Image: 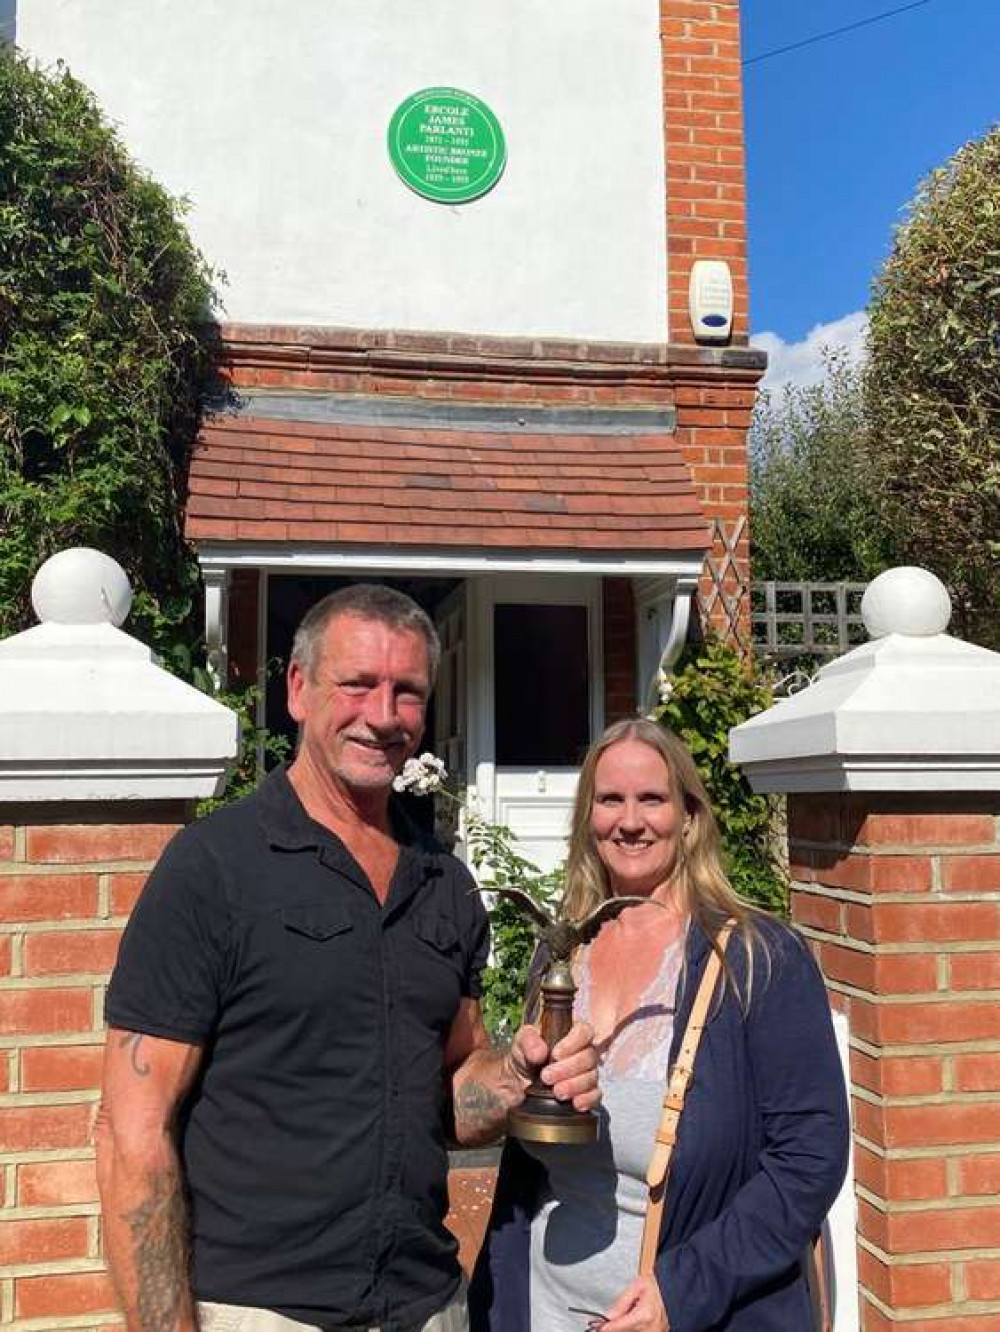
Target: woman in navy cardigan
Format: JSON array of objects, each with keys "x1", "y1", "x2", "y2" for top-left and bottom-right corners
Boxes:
[{"x1": 471, "y1": 719, "x2": 849, "y2": 1332}]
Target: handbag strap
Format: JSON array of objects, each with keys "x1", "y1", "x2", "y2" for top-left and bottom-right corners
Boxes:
[{"x1": 638, "y1": 922, "x2": 734, "y2": 1278}]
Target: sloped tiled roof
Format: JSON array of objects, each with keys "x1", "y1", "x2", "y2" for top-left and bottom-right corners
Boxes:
[{"x1": 185, "y1": 414, "x2": 710, "y2": 553}]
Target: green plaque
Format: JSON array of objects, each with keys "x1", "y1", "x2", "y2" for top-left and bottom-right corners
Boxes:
[{"x1": 388, "y1": 87, "x2": 506, "y2": 204}]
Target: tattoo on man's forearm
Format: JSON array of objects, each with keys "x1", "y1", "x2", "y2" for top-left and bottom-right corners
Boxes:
[
  {"x1": 453, "y1": 1079, "x2": 505, "y2": 1135},
  {"x1": 123, "y1": 1169, "x2": 189, "y2": 1331},
  {"x1": 119, "y1": 1031, "x2": 150, "y2": 1077}
]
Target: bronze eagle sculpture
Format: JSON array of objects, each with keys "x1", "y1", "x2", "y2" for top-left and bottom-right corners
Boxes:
[{"x1": 488, "y1": 887, "x2": 655, "y2": 962}]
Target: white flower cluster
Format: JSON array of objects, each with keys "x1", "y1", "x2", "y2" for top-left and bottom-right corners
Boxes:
[
  {"x1": 392, "y1": 752, "x2": 448, "y2": 796},
  {"x1": 656, "y1": 669, "x2": 675, "y2": 704}
]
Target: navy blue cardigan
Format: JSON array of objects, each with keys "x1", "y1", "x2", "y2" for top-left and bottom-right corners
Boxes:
[{"x1": 470, "y1": 917, "x2": 849, "y2": 1332}]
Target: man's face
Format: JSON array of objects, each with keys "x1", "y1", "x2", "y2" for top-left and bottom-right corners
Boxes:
[{"x1": 287, "y1": 613, "x2": 431, "y2": 795}]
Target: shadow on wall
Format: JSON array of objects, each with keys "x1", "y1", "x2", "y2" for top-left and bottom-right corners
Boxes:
[{"x1": 0, "y1": 0, "x2": 15, "y2": 46}]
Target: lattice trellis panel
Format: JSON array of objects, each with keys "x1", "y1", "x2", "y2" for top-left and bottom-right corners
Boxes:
[{"x1": 697, "y1": 516, "x2": 750, "y2": 653}]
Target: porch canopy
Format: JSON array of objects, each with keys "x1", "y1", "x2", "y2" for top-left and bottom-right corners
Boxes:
[
  {"x1": 188, "y1": 394, "x2": 708, "y2": 555},
  {"x1": 184, "y1": 395, "x2": 712, "y2": 700}
]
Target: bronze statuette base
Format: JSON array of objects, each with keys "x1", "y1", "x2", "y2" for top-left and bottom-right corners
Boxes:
[{"x1": 509, "y1": 1097, "x2": 598, "y2": 1145}]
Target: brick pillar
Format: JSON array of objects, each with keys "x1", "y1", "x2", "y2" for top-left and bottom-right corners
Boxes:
[
  {"x1": 731, "y1": 567, "x2": 1000, "y2": 1329},
  {"x1": 659, "y1": 0, "x2": 763, "y2": 651},
  {"x1": 0, "y1": 807, "x2": 185, "y2": 1324},
  {"x1": 789, "y1": 793, "x2": 1000, "y2": 1327},
  {"x1": 671, "y1": 360, "x2": 761, "y2": 647},
  {"x1": 0, "y1": 548, "x2": 236, "y2": 1328}
]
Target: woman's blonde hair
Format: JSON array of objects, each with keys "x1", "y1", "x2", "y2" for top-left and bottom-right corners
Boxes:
[{"x1": 562, "y1": 718, "x2": 762, "y2": 998}]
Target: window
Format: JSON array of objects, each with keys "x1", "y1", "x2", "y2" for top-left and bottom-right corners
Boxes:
[{"x1": 493, "y1": 604, "x2": 590, "y2": 766}]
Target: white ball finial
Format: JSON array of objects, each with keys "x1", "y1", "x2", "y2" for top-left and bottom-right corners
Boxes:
[
  {"x1": 31, "y1": 548, "x2": 133, "y2": 627},
  {"x1": 861, "y1": 566, "x2": 952, "y2": 640}
]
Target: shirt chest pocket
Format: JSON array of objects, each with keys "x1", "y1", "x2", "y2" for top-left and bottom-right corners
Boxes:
[
  {"x1": 233, "y1": 904, "x2": 359, "y2": 1024},
  {"x1": 281, "y1": 903, "x2": 354, "y2": 944},
  {"x1": 406, "y1": 911, "x2": 465, "y2": 1030}
]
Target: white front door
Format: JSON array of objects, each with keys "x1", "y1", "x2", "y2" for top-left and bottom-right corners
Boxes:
[{"x1": 468, "y1": 576, "x2": 603, "y2": 874}]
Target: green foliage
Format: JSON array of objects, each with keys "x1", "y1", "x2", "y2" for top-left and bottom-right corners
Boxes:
[
  {"x1": 0, "y1": 50, "x2": 218, "y2": 655},
  {"x1": 750, "y1": 351, "x2": 895, "y2": 582},
  {"x1": 866, "y1": 127, "x2": 1000, "y2": 648},
  {"x1": 197, "y1": 678, "x2": 292, "y2": 819},
  {"x1": 652, "y1": 636, "x2": 787, "y2": 914},
  {"x1": 464, "y1": 813, "x2": 561, "y2": 1043}
]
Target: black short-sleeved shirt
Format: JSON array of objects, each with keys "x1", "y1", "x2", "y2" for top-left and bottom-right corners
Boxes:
[{"x1": 106, "y1": 765, "x2": 490, "y2": 1329}]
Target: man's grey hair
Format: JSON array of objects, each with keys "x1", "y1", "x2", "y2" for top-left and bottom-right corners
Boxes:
[{"x1": 290, "y1": 584, "x2": 441, "y2": 682}]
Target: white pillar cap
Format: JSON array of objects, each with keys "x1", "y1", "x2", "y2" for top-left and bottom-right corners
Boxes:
[
  {"x1": 730, "y1": 568, "x2": 1000, "y2": 792},
  {"x1": 0, "y1": 549, "x2": 239, "y2": 801}
]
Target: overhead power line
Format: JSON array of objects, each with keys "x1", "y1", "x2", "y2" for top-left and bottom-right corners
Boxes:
[{"x1": 743, "y1": 0, "x2": 933, "y2": 67}]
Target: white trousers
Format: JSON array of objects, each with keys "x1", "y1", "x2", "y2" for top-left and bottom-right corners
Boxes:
[{"x1": 198, "y1": 1281, "x2": 469, "y2": 1332}]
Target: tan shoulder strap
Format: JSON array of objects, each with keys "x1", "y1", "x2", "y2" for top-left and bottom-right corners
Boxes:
[{"x1": 638, "y1": 922, "x2": 734, "y2": 1277}]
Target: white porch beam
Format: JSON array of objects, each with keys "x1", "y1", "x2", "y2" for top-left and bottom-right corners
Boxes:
[
  {"x1": 203, "y1": 565, "x2": 229, "y2": 687},
  {"x1": 195, "y1": 542, "x2": 707, "y2": 581},
  {"x1": 634, "y1": 573, "x2": 700, "y2": 712}
]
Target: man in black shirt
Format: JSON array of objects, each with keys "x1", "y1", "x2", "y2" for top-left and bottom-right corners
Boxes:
[{"x1": 96, "y1": 585, "x2": 597, "y2": 1332}]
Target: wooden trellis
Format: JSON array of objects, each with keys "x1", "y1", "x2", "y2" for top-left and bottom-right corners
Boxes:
[
  {"x1": 698, "y1": 517, "x2": 750, "y2": 653},
  {"x1": 751, "y1": 580, "x2": 867, "y2": 660}
]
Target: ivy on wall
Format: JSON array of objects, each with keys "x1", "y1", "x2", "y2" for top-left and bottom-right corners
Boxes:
[{"x1": 0, "y1": 51, "x2": 218, "y2": 658}]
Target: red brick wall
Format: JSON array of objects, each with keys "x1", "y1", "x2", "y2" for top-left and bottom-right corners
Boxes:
[
  {"x1": 216, "y1": 326, "x2": 674, "y2": 403},
  {"x1": 671, "y1": 359, "x2": 756, "y2": 641},
  {"x1": 789, "y1": 792, "x2": 1000, "y2": 1328},
  {"x1": 661, "y1": 0, "x2": 750, "y2": 345},
  {"x1": 0, "y1": 806, "x2": 186, "y2": 1328}
]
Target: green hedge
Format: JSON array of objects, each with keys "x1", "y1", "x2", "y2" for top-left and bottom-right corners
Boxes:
[{"x1": 0, "y1": 51, "x2": 217, "y2": 659}]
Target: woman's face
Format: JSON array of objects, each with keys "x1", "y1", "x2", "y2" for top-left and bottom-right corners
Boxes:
[{"x1": 590, "y1": 738, "x2": 686, "y2": 899}]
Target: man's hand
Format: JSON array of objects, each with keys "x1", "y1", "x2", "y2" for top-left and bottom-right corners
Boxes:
[
  {"x1": 602, "y1": 1275, "x2": 669, "y2": 1331},
  {"x1": 508, "y1": 1020, "x2": 600, "y2": 1112},
  {"x1": 446, "y1": 1001, "x2": 600, "y2": 1145}
]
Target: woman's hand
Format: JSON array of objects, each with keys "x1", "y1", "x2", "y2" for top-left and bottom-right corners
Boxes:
[{"x1": 601, "y1": 1275, "x2": 669, "y2": 1331}]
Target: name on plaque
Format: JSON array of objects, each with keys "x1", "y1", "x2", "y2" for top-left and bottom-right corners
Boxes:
[{"x1": 388, "y1": 87, "x2": 506, "y2": 204}]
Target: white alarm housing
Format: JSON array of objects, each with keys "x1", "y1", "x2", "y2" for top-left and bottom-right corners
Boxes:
[{"x1": 688, "y1": 260, "x2": 734, "y2": 344}]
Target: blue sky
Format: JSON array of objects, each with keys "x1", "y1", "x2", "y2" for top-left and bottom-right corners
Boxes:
[{"x1": 741, "y1": 0, "x2": 1000, "y2": 387}]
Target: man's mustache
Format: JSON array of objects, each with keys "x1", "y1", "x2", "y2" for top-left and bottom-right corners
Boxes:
[{"x1": 343, "y1": 731, "x2": 407, "y2": 747}]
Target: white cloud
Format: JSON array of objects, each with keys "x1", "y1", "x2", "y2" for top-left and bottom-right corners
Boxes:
[{"x1": 751, "y1": 310, "x2": 868, "y2": 394}]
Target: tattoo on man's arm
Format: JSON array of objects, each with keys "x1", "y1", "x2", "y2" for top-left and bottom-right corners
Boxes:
[
  {"x1": 119, "y1": 1032, "x2": 150, "y2": 1077},
  {"x1": 124, "y1": 1169, "x2": 189, "y2": 1332},
  {"x1": 453, "y1": 1079, "x2": 506, "y2": 1136}
]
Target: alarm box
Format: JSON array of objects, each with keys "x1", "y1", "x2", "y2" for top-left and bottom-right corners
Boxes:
[{"x1": 688, "y1": 260, "x2": 734, "y2": 344}]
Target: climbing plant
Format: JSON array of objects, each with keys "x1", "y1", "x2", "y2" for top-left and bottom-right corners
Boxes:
[{"x1": 0, "y1": 50, "x2": 218, "y2": 660}]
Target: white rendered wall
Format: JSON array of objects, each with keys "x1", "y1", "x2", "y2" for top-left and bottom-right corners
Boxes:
[{"x1": 15, "y1": 0, "x2": 669, "y2": 343}]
